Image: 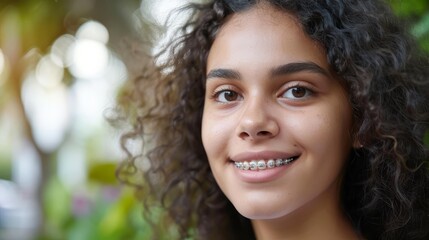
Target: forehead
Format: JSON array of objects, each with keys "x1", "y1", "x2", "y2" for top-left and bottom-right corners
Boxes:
[
  {"x1": 207, "y1": 4, "x2": 329, "y2": 72},
  {"x1": 219, "y1": 4, "x2": 301, "y2": 37}
]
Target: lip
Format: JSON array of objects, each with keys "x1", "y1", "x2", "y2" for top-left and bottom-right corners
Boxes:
[{"x1": 230, "y1": 151, "x2": 300, "y2": 183}]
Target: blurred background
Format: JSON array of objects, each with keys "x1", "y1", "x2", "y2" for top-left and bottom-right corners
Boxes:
[{"x1": 0, "y1": 0, "x2": 427, "y2": 239}]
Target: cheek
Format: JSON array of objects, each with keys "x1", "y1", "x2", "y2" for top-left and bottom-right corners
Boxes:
[
  {"x1": 201, "y1": 111, "x2": 234, "y2": 159},
  {"x1": 288, "y1": 105, "x2": 352, "y2": 157}
]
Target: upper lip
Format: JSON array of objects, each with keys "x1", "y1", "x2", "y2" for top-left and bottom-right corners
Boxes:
[{"x1": 230, "y1": 151, "x2": 300, "y2": 162}]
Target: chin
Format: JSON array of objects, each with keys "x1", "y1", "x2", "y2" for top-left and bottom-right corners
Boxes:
[{"x1": 232, "y1": 200, "x2": 291, "y2": 220}]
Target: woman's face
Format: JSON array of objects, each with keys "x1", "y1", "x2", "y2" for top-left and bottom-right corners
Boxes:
[{"x1": 201, "y1": 5, "x2": 353, "y2": 220}]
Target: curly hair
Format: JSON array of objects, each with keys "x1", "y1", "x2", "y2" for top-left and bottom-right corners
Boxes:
[{"x1": 115, "y1": 0, "x2": 429, "y2": 239}]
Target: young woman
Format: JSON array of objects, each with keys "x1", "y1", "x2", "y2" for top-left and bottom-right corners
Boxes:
[{"x1": 116, "y1": 0, "x2": 429, "y2": 239}]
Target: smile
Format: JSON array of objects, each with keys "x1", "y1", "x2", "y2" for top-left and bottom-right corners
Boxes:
[{"x1": 234, "y1": 157, "x2": 297, "y2": 171}]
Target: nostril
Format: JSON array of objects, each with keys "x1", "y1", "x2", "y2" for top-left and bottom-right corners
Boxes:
[
  {"x1": 239, "y1": 132, "x2": 250, "y2": 139},
  {"x1": 238, "y1": 128, "x2": 277, "y2": 140},
  {"x1": 257, "y1": 131, "x2": 271, "y2": 136}
]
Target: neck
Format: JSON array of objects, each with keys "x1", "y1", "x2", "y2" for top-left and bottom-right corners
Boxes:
[{"x1": 251, "y1": 183, "x2": 359, "y2": 240}]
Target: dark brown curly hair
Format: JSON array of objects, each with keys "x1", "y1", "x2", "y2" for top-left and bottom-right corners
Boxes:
[{"x1": 115, "y1": 0, "x2": 429, "y2": 239}]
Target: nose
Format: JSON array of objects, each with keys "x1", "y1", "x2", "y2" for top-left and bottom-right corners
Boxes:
[{"x1": 236, "y1": 98, "x2": 280, "y2": 141}]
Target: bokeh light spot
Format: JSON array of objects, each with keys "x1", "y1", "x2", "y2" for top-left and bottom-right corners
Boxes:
[
  {"x1": 67, "y1": 39, "x2": 109, "y2": 79},
  {"x1": 50, "y1": 34, "x2": 76, "y2": 68},
  {"x1": 21, "y1": 75, "x2": 70, "y2": 153},
  {"x1": 0, "y1": 49, "x2": 7, "y2": 86},
  {"x1": 76, "y1": 20, "x2": 109, "y2": 44},
  {"x1": 35, "y1": 55, "x2": 64, "y2": 89}
]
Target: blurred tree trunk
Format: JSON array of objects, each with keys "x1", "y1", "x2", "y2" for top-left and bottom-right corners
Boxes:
[
  {"x1": 0, "y1": 3, "x2": 65, "y2": 236},
  {"x1": 9, "y1": 56, "x2": 52, "y2": 236}
]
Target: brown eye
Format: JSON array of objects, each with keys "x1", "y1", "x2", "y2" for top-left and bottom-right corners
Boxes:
[
  {"x1": 216, "y1": 90, "x2": 242, "y2": 103},
  {"x1": 291, "y1": 87, "x2": 307, "y2": 98},
  {"x1": 281, "y1": 86, "x2": 312, "y2": 100}
]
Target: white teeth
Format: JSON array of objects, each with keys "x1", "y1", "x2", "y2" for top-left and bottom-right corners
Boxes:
[
  {"x1": 257, "y1": 160, "x2": 266, "y2": 170},
  {"x1": 243, "y1": 161, "x2": 250, "y2": 170},
  {"x1": 234, "y1": 158, "x2": 295, "y2": 171},
  {"x1": 267, "y1": 159, "x2": 275, "y2": 168},
  {"x1": 249, "y1": 161, "x2": 258, "y2": 170}
]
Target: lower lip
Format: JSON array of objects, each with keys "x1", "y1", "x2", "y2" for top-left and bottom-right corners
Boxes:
[{"x1": 232, "y1": 160, "x2": 296, "y2": 183}]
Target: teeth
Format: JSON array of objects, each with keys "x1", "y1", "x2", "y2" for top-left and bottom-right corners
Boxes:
[
  {"x1": 234, "y1": 158, "x2": 295, "y2": 171},
  {"x1": 267, "y1": 159, "x2": 275, "y2": 168},
  {"x1": 249, "y1": 161, "x2": 258, "y2": 170},
  {"x1": 242, "y1": 161, "x2": 250, "y2": 170},
  {"x1": 257, "y1": 160, "x2": 266, "y2": 170}
]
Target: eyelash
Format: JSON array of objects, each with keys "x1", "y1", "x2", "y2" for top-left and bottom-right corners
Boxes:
[
  {"x1": 211, "y1": 86, "x2": 242, "y2": 103},
  {"x1": 210, "y1": 83, "x2": 315, "y2": 103},
  {"x1": 279, "y1": 83, "x2": 314, "y2": 100}
]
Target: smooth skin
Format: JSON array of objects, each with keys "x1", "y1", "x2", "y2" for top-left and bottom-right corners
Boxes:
[{"x1": 202, "y1": 3, "x2": 359, "y2": 240}]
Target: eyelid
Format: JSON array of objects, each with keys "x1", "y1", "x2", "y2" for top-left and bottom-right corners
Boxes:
[
  {"x1": 210, "y1": 85, "x2": 237, "y2": 98},
  {"x1": 209, "y1": 85, "x2": 243, "y2": 103},
  {"x1": 278, "y1": 82, "x2": 315, "y2": 100}
]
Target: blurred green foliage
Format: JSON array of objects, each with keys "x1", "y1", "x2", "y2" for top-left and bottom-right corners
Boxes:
[
  {"x1": 40, "y1": 174, "x2": 150, "y2": 240},
  {"x1": 0, "y1": 157, "x2": 11, "y2": 179},
  {"x1": 0, "y1": 0, "x2": 67, "y2": 53},
  {"x1": 88, "y1": 162, "x2": 118, "y2": 185},
  {"x1": 390, "y1": 0, "x2": 428, "y2": 16},
  {"x1": 389, "y1": 0, "x2": 429, "y2": 52}
]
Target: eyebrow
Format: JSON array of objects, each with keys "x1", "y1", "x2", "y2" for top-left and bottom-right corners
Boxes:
[
  {"x1": 206, "y1": 61, "x2": 330, "y2": 80},
  {"x1": 271, "y1": 62, "x2": 330, "y2": 77},
  {"x1": 206, "y1": 68, "x2": 241, "y2": 80}
]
